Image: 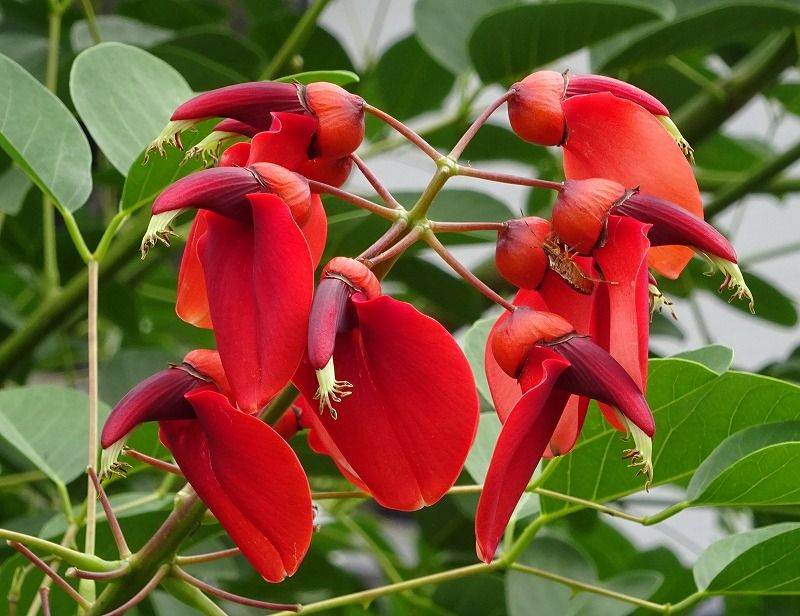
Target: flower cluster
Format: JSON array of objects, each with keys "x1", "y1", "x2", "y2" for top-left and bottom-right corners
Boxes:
[{"x1": 102, "y1": 70, "x2": 752, "y2": 580}]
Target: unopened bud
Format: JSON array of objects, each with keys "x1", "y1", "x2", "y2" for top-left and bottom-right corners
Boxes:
[
  {"x1": 508, "y1": 71, "x2": 567, "y2": 146},
  {"x1": 491, "y1": 307, "x2": 574, "y2": 378},
  {"x1": 304, "y1": 83, "x2": 365, "y2": 159},
  {"x1": 495, "y1": 217, "x2": 551, "y2": 290},
  {"x1": 552, "y1": 178, "x2": 628, "y2": 254}
]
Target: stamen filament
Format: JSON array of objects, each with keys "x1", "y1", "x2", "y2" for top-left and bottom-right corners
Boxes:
[
  {"x1": 313, "y1": 357, "x2": 353, "y2": 419},
  {"x1": 699, "y1": 252, "x2": 755, "y2": 313},
  {"x1": 140, "y1": 209, "x2": 187, "y2": 258}
]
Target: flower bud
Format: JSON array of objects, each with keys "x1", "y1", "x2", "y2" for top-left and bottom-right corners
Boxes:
[
  {"x1": 507, "y1": 71, "x2": 566, "y2": 146},
  {"x1": 491, "y1": 307, "x2": 574, "y2": 378},
  {"x1": 250, "y1": 162, "x2": 311, "y2": 224},
  {"x1": 495, "y1": 217, "x2": 551, "y2": 289},
  {"x1": 299, "y1": 155, "x2": 354, "y2": 188},
  {"x1": 304, "y1": 83, "x2": 365, "y2": 159},
  {"x1": 322, "y1": 257, "x2": 381, "y2": 299},
  {"x1": 551, "y1": 178, "x2": 627, "y2": 254}
]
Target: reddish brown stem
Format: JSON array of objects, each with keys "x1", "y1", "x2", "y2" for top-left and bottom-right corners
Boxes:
[
  {"x1": 424, "y1": 232, "x2": 516, "y2": 312},
  {"x1": 307, "y1": 180, "x2": 401, "y2": 221},
  {"x1": 449, "y1": 91, "x2": 513, "y2": 160},
  {"x1": 363, "y1": 226, "x2": 423, "y2": 267},
  {"x1": 175, "y1": 547, "x2": 241, "y2": 566},
  {"x1": 358, "y1": 220, "x2": 408, "y2": 260},
  {"x1": 351, "y1": 153, "x2": 402, "y2": 209},
  {"x1": 124, "y1": 449, "x2": 184, "y2": 477},
  {"x1": 173, "y1": 567, "x2": 299, "y2": 611},
  {"x1": 456, "y1": 166, "x2": 563, "y2": 191},
  {"x1": 363, "y1": 103, "x2": 441, "y2": 161},
  {"x1": 87, "y1": 467, "x2": 131, "y2": 558},
  {"x1": 8, "y1": 542, "x2": 90, "y2": 609},
  {"x1": 67, "y1": 564, "x2": 130, "y2": 581},
  {"x1": 431, "y1": 221, "x2": 505, "y2": 233},
  {"x1": 39, "y1": 588, "x2": 51, "y2": 616},
  {"x1": 102, "y1": 565, "x2": 168, "y2": 616}
]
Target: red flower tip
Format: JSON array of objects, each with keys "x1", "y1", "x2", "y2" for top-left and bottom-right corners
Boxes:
[
  {"x1": 183, "y1": 349, "x2": 231, "y2": 399},
  {"x1": 214, "y1": 118, "x2": 261, "y2": 137},
  {"x1": 171, "y1": 81, "x2": 305, "y2": 126},
  {"x1": 565, "y1": 74, "x2": 669, "y2": 116},
  {"x1": 303, "y1": 83, "x2": 365, "y2": 159},
  {"x1": 249, "y1": 162, "x2": 311, "y2": 224},
  {"x1": 299, "y1": 155, "x2": 354, "y2": 187},
  {"x1": 100, "y1": 364, "x2": 206, "y2": 448},
  {"x1": 491, "y1": 307, "x2": 574, "y2": 378},
  {"x1": 151, "y1": 167, "x2": 268, "y2": 223},
  {"x1": 219, "y1": 141, "x2": 251, "y2": 167},
  {"x1": 508, "y1": 70, "x2": 566, "y2": 146},
  {"x1": 495, "y1": 217, "x2": 551, "y2": 289},
  {"x1": 322, "y1": 257, "x2": 381, "y2": 299},
  {"x1": 552, "y1": 178, "x2": 628, "y2": 254},
  {"x1": 613, "y1": 191, "x2": 737, "y2": 263}
]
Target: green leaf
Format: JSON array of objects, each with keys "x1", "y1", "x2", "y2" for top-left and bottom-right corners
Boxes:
[
  {"x1": 118, "y1": 120, "x2": 209, "y2": 213},
  {"x1": 0, "y1": 385, "x2": 110, "y2": 484},
  {"x1": 594, "y1": 2, "x2": 800, "y2": 71},
  {"x1": 0, "y1": 53, "x2": 92, "y2": 212},
  {"x1": 277, "y1": 69, "x2": 360, "y2": 86},
  {"x1": 0, "y1": 164, "x2": 32, "y2": 215},
  {"x1": 687, "y1": 421, "x2": 800, "y2": 505},
  {"x1": 469, "y1": 1, "x2": 665, "y2": 84},
  {"x1": 571, "y1": 571, "x2": 662, "y2": 616},
  {"x1": 99, "y1": 348, "x2": 176, "y2": 405},
  {"x1": 462, "y1": 316, "x2": 496, "y2": 405},
  {"x1": 376, "y1": 35, "x2": 455, "y2": 120},
  {"x1": 0, "y1": 33, "x2": 48, "y2": 82},
  {"x1": 672, "y1": 344, "x2": 733, "y2": 374},
  {"x1": 70, "y1": 42, "x2": 193, "y2": 176},
  {"x1": 70, "y1": 15, "x2": 173, "y2": 53},
  {"x1": 695, "y1": 523, "x2": 800, "y2": 593},
  {"x1": 414, "y1": 0, "x2": 518, "y2": 74},
  {"x1": 540, "y1": 359, "x2": 800, "y2": 514}
]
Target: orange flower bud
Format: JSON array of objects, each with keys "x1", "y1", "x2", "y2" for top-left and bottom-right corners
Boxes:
[
  {"x1": 491, "y1": 307, "x2": 574, "y2": 378},
  {"x1": 305, "y1": 83, "x2": 365, "y2": 159},
  {"x1": 507, "y1": 71, "x2": 566, "y2": 146},
  {"x1": 299, "y1": 155, "x2": 354, "y2": 188},
  {"x1": 552, "y1": 178, "x2": 627, "y2": 254},
  {"x1": 495, "y1": 217, "x2": 551, "y2": 290},
  {"x1": 250, "y1": 162, "x2": 311, "y2": 224}
]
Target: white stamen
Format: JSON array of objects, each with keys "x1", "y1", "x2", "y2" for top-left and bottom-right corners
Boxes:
[
  {"x1": 313, "y1": 357, "x2": 352, "y2": 419},
  {"x1": 140, "y1": 209, "x2": 187, "y2": 258},
  {"x1": 648, "y1": 283, "x2": 678, "y2": 320},
  {"x1": 144, "y1": 119, "x2": 199, "y2": 162},
  {"x1": 699, "y1": 252, "x2": 755, "y2": 314},
  {"x1": 657, "y1": 116, "x2": 695, "y2": 164},
  {"x1": 99, "y1": 438, "x2": 130, "y2": 479},
  {"x1": 182, "y1": 131, "x2": 239, "y2": 167},
  {"x1": 622, "y1": 419, "x2": 653, "y2": 489}
]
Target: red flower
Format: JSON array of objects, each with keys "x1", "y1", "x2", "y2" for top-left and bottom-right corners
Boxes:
[
  {"x1": 476, "y1": 307, "x2": 655, "y2": 562},
  {"x1": 100, "y1": 350, "x2": 313, "y2": 582},
  {"x1": 292, "y1": 258, "x2": 480, "y2": 511}
]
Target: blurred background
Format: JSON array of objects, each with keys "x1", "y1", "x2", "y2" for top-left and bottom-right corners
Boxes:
[{"x1": 1, "y1": 0, "x2": 800, "y2": 614}]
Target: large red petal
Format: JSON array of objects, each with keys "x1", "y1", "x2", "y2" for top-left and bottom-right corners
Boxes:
[
  {"x1": 199, "y1": 196, "x2": 313, "y2": 413},
  {"x1": 186, "y1": 389, "x2": 313, "y2": 579},
  {"x1": 176, "y1": 212, "x2": 212, "y2": 329},
  {"x1": 475, "y1": 347, "x2": 571, "y2": 562},
  {"x1": 293, "y1": 296, "x2": 479, "y2": 510},
  {"x1": 562, "y1": 92, "x2": 702, "y2": 278},
  {"x1": 246, "y1": 113, "x2": 318, "y2": 170},
  {"x1": 301, "y1": 194, "x2": 327, "y2": 267}
]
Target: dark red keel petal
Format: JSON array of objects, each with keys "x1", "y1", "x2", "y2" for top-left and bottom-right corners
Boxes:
[
  {"x1": 562, "y1": 92, "x2": 702, "y2": 278},
  {"x1": 176, "y1": 212, "x2": 212, "y2": 329},
  {"x1": 199, "y1": 195, "x2": 313, "y2": 413},
  {"x1": 187, "y1": 389, "x2": 313, "y2": 580},
  {"x1": 475, "y1": 348, "x2": 571, "y2": 562},
  {"x1": 294, "y1": 295, "x2": 479, "y2": 510}
]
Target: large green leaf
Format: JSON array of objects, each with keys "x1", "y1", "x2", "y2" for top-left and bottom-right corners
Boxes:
[
  {"x1": 687, "y1": 421, "x2": 800, "y2": 505},
  {"x1": 70, "y1": 15, "x2": 173, "y2": 53},
  {"x1": 540, "y1": 359, "x2": 800, "y2": 514},
  {"x1": 594, "y1": 1, "x2": 800, "y2": 71},
  {"x1": 0, "y1": 385, "x2": 110, "y2": 484},
  {"x1": 462, "y1": 316, "x2": 497, "y2": 406},
  {"x1": 672, "y1": 344, "x2": 733, "y2": 374},
  {"x1": 0, "y1": 53, "x2": 92, "y2": 212},
  {"x1": 0, "y1": 164, "x2": 32, "y2": 215},
  {"x1": 694, "y1": 523, "x2": 800, "y2": 593},
  {"x1": 414, "y1": 0, "x2": 518, "y2": 74},
  {"x1": 0, "y1": 33, "x2": 48, "y2": 82},
  {"x1": 469, "y1": 1, "x2": 666, "y2": 84},
  {"x1": 70, "y1": 42, "x2": 193, "y2": 176},
  {"x1": 376, "y1": 35, "x2": 455, "y2": 120}
]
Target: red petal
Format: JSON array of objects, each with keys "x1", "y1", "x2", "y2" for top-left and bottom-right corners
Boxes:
[
  {"x1": 301, "y1": 195, "x2": 327, "y2": 266},
  {"x1": 246, "y1": 113, "x2": 318, "y2": 170},
  {"x1": 186, "y1": 389, "x2": 313, "y2": 579},
  {"x1": 475, "y1": 347, "x2": 571, "y2": 562},
  {"x1": 293, "y1": 296, "x2": 479, "y2": 510},
  {"x1": 562, "y1": 92, "x2": 702, "y2": 278},
  {"x1": 199, "y1": 196, "x2": 313, "y2": 413},
  {"x1": 219, "y1": 141, "x2": 251, "y2": 168},
  {"x1": 215, "y1": 119, "x2": 261, "y2": 137},
  {"x1": 176, "y1": 212, "x2": 212, "y2": 329}
]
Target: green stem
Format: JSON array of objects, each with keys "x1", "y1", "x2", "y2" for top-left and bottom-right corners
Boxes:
[
  {"x1": 259, "y1": 383, "x2": 299, "y2": 425},
  {"x1": 56, "y1": 206, "x2": 92, "y2": 263},
  {"x1": 272, "y1": 562, "x2": 504, "y2": 615},
  {"x1": 85, "y1": 260, "x2": 99, "y2": 561},
  {"x1": 92, "y1": 211, "x2": 129, "y2": 262},
  {"x1": 79, "y1": 0, "x2": 102, "y2": 44},
  {"x1": 55, "y1": 482, "x2": 75, "y2": 525},
  {"x1": 705, "y1": 139, "x2": 800, "y2": 218},
  {"x1": 509, "y1": 562, "x2": 667, "y2": 612},
  {"x1": 259, "y1": 0, "x2": 331, "y2": 79},
  {"x1": 501, "y1": 514, "x2": 554, "y2": 565},
  {"x1": 662, "y1": 591, "x2": 707, "y2": 614},
  {"x1": 0, "y1": 530, "x2": 118, "y2": 572},
  {"x1": 0, "y1": 471, "x2": 46, "y2": 489}
]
